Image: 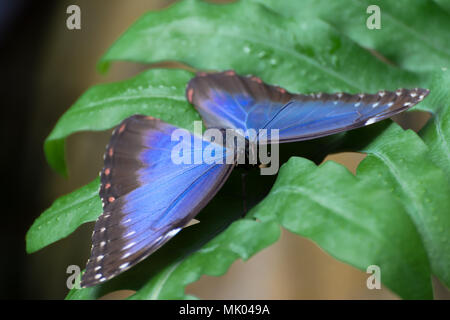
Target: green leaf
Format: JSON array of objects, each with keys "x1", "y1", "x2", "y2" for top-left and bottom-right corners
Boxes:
[
  {"x1": 99, "y1": 0, "x2": 424, "y2": 93},
  {"x1": 65, "y1": 169, "x2": 280, "y2": 300},
  {"x1": 420, "y1": 69, "x2": 450, "y2": 179},
  {"x1": 434, "y1": 0, "x2": 450, "y2": 15},
  {"x1": 67, "y1": 219, "x2": 280, "y2": 300},
  {"x1": 29, "y1": 0, "x2": 450, "y2": 300},
  {"x1": 255, "y1": 0, "x2": 450, "y2": 72},
  {"x1": 130, "y1": 219, "x2": 280, "y2": 300},
  {"x1": 333, "y1": 86, "x2": 450, "y2": 287},
  {"x1": 44, "y1": 69, "x2": 199, "y2": 176},
  {"x1": 96, "y1": 0, "x2": 449, "y2": 290},
  {"x1": 251, "y1": 156, "x2": 432, "y2": 299},
  {"x1": 26, "y1": 178, "x2": 102, "y2": 253},
  {"x1": 63, "y1": 124, "x2": 447, "y2": 300},
  {"x1": 358, "y1": 125, "x2": 450, "y2": 287}
]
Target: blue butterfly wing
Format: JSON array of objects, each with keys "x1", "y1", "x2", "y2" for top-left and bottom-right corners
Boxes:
[
  {"x1": 187, "y1": 70, "x2": 291, "y2": 133},
  {"x1": 186, "y1": 71, "x2": 429, "y2": 142},
  {"x1": 81, "y1": 115, "x2": 234, "y2": 287},
  {"x1": 258, "y1": 90, "x2": 429, "y2": 142}
]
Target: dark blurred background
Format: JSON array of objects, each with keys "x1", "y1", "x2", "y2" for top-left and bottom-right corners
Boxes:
[{"x1": 1, "y1": 0, "x2": 448, "y2": 299}]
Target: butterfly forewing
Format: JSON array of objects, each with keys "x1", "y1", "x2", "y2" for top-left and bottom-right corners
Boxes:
[
  {"x1": 81, "y1": 115, "x2": 234, "y2": 287},
  {"x1": 186, "y1": 70, "x2": 429, "y2": 142}
]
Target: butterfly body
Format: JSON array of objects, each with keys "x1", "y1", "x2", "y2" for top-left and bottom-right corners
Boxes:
[{"x1": 81, "y1": 70, "x2": 429, "y2": 288}]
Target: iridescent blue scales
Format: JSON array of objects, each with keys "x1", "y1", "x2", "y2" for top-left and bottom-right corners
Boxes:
[
  {"x1": 186, "y1": 70, "x2": 429, "y2": 142},
  {"x1": 81, "y1": 70, "x2": 429, "y2": 287},
  {"x1": 81, "y1": 116, "x2": 234, "y2": 287}
]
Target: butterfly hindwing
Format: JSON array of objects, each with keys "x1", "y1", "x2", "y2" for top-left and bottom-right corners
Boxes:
[
  {"x1": 186, "y1": 70, "x2": 429, "y2": 142},
  {"x1": 81, "y1": 115, "x2": 234, "y2": 287}
]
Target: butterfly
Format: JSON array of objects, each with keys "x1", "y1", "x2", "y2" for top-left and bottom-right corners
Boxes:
[{"x1": 80, "y1": 70, "x2": 429, "y2": 287}]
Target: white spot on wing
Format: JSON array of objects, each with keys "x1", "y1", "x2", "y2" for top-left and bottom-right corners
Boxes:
[
  {"x1": 125, "y1": 231, "x2": 136, "y2": 237},
  {"x1": 165, "y1": 228, "x2": 182, "y2": 239},
  {"x1": 123, "y1": 242, "x2": 136, "y2": 250},
  {"x1": 119, "y1": 263, "x2": 130, "y2": 269},
  {"x1": 365, "y1": 118, "x2": 377, "y2": 125}
]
